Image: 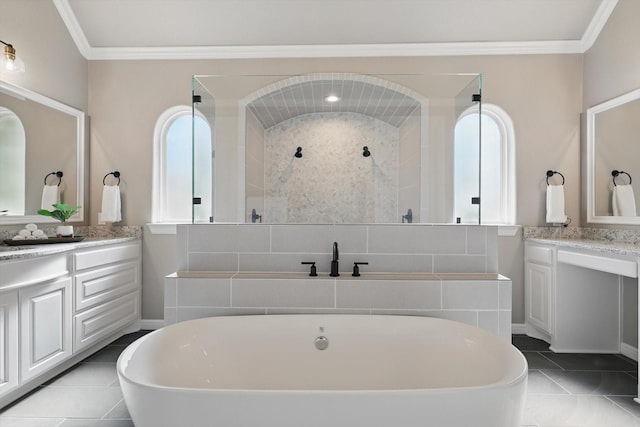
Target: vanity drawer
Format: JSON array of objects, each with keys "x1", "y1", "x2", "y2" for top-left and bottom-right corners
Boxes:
[
  {"x1": 73, "y1": 291, "x2": 139, "y2": 352},
  {"x1": 557, "y1": 250, "x2": 638, "y2": 278},
  {"x1": 525, "y1": 245, "x2": 554, "y2": 265},
  {"x1": 74, "y1": 261, "x2": 139, "y2": 312},
  {"x1": 0, "y1": 254, "x2": 69, "y2": 290},
  {"x1": 73, "y1": 242, "x2": 140, "y2": 271}
]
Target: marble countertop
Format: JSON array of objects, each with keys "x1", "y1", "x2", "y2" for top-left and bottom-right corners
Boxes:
[
  {"x1": 0, "y1": 236, "x2": 140, "y2": 261},
  {"x1": 0, "y1": 226, "x2": 142, "y2": 261},
  {"x1": 525, "y1": 227, "x2": 640, "y2": 258}
]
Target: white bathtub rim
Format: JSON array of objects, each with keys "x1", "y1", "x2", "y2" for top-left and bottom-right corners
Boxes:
[{"x1": 117, "y1": 315, "x2": 527, "y2": 395}]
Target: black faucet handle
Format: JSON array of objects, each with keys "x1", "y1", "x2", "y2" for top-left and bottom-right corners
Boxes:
[
  {"x1": 352, "y1": 262, "x2": 369, "y2": 277},
  {"x1": 301, "y1": 261, "x2": 317, "y2": 277}
]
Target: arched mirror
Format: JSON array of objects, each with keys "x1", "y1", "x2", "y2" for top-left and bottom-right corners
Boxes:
[{"x1": 0, "y1": 80, "x2": 85, "y2": 225}]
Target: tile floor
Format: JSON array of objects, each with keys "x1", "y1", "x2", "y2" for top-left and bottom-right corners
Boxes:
[{"x1": 0, "y1": 333, "x2": 639, "y2": 426}]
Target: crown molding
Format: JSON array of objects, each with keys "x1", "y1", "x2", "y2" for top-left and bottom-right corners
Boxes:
[
  {"x1": 53, "y1": 0, "x2": 612, "y2": 61},
  {"x1": 580, "y1": 0, "x2": 618, "y2": 52},
  {"x1": 77, "y1": 40, "x2": 584, "y2": 61},
  {"x1": 53, "y1": 0, "x2": 92, "y2": 59}
]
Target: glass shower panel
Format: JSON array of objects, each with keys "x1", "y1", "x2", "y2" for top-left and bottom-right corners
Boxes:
[
  {"x1": 453, "y1": 75, "x2": 482, "y2": 224},
  {"x1": 191, "y1": 77, "x2": 214, "y2": 224},
  {"x1": 192, "y1": 73, "x2": 482, "y2": 224}
]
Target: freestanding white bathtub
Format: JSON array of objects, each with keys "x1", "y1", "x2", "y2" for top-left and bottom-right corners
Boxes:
[{"x1": 117, "y1": 315, "x2": 527, "y2": 427}]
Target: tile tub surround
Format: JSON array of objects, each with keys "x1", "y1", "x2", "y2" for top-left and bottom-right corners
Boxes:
[
  {"x1": 170, "y1": 223, "x2": 508, "y2": 340},
  {"x1": 165, "y1": 272, "x2": 512, "y2": 341},
  {"x1": 176, "y1": 223, "x2": 499, "y2": 274}
]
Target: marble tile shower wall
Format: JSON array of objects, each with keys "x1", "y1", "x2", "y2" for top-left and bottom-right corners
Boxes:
[
  {"x1": 176, "y1": 223, "x2": 498, "y2": 274},
  {"x1": 263, "y1": 113, "x2": 400, "y2": 224}
]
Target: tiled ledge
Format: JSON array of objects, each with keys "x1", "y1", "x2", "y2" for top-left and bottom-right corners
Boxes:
[
  {"x1": 165, "y1": 271, "x2": 513, "y2": 342},
  {"x1": 170, "y1": 271, "x2": 508, "y2": 281}
]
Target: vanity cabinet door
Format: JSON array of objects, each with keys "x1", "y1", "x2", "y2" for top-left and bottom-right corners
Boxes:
[
  {"x1": 19, "y1": 276, "x2": 72, "y2": 382},
  {"x1": 0, "y1": 291, "x2": 18, "y2": 399},
  {"x1": 524, "y1": 243, "x2": 555, "y2": 337},
  {"x1": 525, "y1": 262, "x2": 552, "y2": 333}
]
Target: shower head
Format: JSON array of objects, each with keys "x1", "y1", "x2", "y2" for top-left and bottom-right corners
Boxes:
[
  {"x1": 362, "y1": 146, "x2": 371, "y2": 157},
  {"x1": 295, "y1": 147, "x2": 302, "y2": 158}
]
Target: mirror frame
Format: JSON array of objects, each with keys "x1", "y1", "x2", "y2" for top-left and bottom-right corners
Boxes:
[
  {"x1": 0, "y1": 80, "x2": 85, "y2": 225},
  {"x1": 586, "y1": 87, "x2": 640, "y2": 225}
]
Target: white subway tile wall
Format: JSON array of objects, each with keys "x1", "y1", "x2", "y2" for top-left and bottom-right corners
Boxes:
[{"x1": 168, "y1": 224, "x2": 511, "y2": 341}]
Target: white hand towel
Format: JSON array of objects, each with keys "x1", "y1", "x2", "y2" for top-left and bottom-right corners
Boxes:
[
  {"x1": 613, "y1": 185, "x2": 637, "y2": 216},
  {"x1": 546, "y1": 185, "x2": 567, "y2": 224},
  {"x1": 100, "y1": 185, "x2": 122, "y2": 223},
  {"x1": 41, "y1": 185, "x2": 59, "y2": 210}
]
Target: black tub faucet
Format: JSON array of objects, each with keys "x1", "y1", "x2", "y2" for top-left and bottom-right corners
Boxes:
[{"x1": 330, "y1": 241, "x2": 339, "y2": 277}]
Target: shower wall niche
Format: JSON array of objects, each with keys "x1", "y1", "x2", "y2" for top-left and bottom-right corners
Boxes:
[{"x1": 192, "y1": 73, "x2": 481, "y2": 224}]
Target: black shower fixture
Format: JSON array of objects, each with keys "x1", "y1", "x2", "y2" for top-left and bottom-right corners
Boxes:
[
  {"x1": 362, "y1": 146, "x2": 371, "y2": 157},
  {"x1": 295, "y1": 147, "x2": 302, "y2": 158}
]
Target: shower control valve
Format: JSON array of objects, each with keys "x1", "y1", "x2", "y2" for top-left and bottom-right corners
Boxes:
[
  {"x1": 352, "y1": 262, "x2": 369, "y2": 277},
  {"x1": 301, "y1": 261, "x2": 318, "y2": 277}
]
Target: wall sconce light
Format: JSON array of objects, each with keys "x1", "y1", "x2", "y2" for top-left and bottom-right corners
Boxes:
[{"x1": 0, "y1": 40, "x2": 25, "y2": 73}]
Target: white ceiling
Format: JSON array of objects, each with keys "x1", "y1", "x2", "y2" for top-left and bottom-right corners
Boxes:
[{"x1": 52, "y1": 0, "x2": 618, "y2": 60}]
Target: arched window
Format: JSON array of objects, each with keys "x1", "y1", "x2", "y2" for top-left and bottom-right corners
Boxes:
[
  {"x1": 152, "y1": 106, "x2": 212, "y2": 229},
  {"x1": 454, "y1": 104, "x2": 515, "y2": 224}
]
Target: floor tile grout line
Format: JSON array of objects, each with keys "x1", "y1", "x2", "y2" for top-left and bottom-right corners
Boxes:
[
  {"x1": 603, "y1": 395, "x2": 640, "y2": 420},
  {"x1": 536, "y1": 351, "x2": 566, "y2": 370},
  {"x1": 102, "y1": 398, "x2": 126, "y2": 420},
  {"x1": 538, "y1": 369, "x2": 574, "y2": 395}
]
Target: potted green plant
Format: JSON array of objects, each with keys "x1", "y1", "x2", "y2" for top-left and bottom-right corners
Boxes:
[{"x1": 38, "y1": 203, "x2": 81, "y2": 237}]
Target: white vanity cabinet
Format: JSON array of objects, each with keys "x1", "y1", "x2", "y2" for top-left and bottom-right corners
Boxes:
[
  {"x1": 524, "y1": 243, "x2": 555, "y2": 340},
  {"x1": 525, "y1": 239, "x2": 639, "y2": 355},
  {"x1": 0, "y1": 239, "x2": 141, "y2": 408},
  {"x1": 0, "y1": 252, "x2": 70, "y2": 398},
  {"x1": 72, "y1": 241, "x2": 141, "y2": 351}
]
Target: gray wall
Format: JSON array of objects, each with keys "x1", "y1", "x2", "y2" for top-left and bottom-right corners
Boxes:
[
  {"x1": 0, "y1": 0, "x2": 88, "y2": 111},
  {"x1": 582, "y1": 0, "x2": 640, "y2": 347},
  {"x1": 583, "y1": 0, "x2": 640, "y2": 110}
]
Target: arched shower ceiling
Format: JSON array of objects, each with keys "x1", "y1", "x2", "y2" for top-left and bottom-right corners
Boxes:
[
  {"x1": 240, "y1": 74, "x2": 426, "y2": 224},
  {"x1": 242, "y1": 73, "x2": 424, "y2": 129}
]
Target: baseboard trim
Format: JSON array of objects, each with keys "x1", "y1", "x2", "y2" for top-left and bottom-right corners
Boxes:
[
  {"x1": 621, "y1": 342, "x2": 638, "y2": 361},
  {"x1": 512, "y1": 323, "x2": 527, "y2": 335},
  {"x1": 140, "y1": 319, "x2": 164, "y2": 330}
]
